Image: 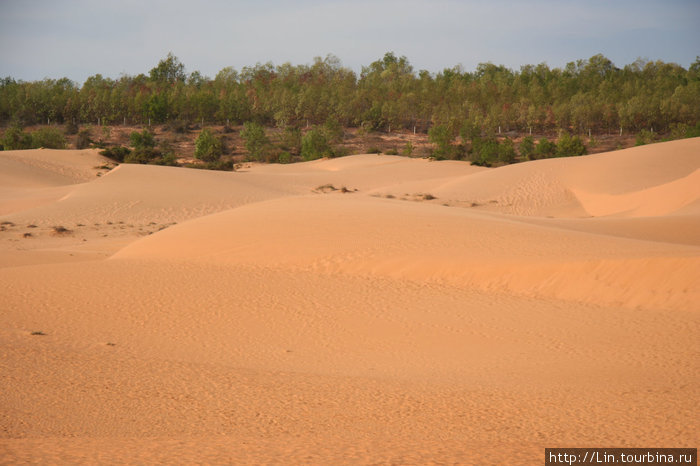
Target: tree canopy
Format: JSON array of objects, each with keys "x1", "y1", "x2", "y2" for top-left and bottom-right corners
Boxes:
[{"x1": 1, "y1": 53, "x2": 698, "y2": 137}]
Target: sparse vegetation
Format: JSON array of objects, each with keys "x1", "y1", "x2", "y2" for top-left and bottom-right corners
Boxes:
[
  {"x1": 194, "y1": 128, "x2": 224, "y2": 162},
  {"x1": 51, "y1": 225, "x2": 72, "y2": 235}
]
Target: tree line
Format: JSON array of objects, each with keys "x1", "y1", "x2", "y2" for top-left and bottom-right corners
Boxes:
[{"x1": 1, "y1": 52, "x2": 699, "y2": 137}]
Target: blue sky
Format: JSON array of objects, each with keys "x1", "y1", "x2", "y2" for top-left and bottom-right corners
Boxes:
[{"x1": 1, "y1": 0, "x2": 698, "y2": 83}]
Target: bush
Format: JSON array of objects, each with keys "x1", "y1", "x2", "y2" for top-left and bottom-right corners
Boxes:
[
  {"x1": 280, "y1": 126, "x2": 302, "y2": 155},
  {"x1": 130, "y1": 129, "x2": 156, "y2": 150},
  {"x1": 301, "y1": 127, "x2": 331, "y2": 160},
  {"x1": 1, "y1": 126, "x2": 33, "y2": 150},
  {"x1": 428, "y1": 124, "x2": 456, "y2": 160},
  {"x1": 534, "y1": 137, "x2": 557, "y2": 158},
  {"x1": 278, "y1": 151, "x2": 292, "y2": 164},
  {"x1": 31, "y1": 127, "x2": 66, "y2": 149},
  {"x1": 556, "y1": 132, "x2": 587, "y2": 157},
  {"x1": 76, "y1": 128, "x2": 92, "y2": 149},
  {"x1": 635, "y1": 129, "x2": 656, "y2": 146},
  {"x1": 470, "y1": 137, "x2": 499, "y2": 166},
  {"x1": 240, "y1": 121, "x2": 271, "y2": 161},
  {"x1": 124, "y1": 149, "x2": 160, "y2": 164},
  {"x1": 402, "y1": 141, "x2": 414, "y2": 156},
  {"x1": 323, "y1": 117, "x2": 344, "y2": 144},
  {"x1": 366, "y1": 146, "x2": 382, "y2": 154},
  {"x1": 498, "y1": 137, "x2": 516, "y2": 163},
  {"x1": 194, "y1": 128, "x2": 223, "y2": 162},
  {"x1": 100, "y1": 146, "x2": 131, "y2": 163},
  {"x1": 519, "y1": 136, "x2": 535, "y2": 160}
]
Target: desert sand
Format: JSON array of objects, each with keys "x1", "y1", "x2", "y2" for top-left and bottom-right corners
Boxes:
[{"x1": 1, "y1": 140, "x2": 698, "y2": 464}]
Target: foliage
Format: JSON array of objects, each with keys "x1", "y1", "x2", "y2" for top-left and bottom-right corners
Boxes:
[
  {"x1": 64, "y1": 120, "x2": 79, "y2": 135},
  {"x1": 1, "y1": 52, "x2": 699, "y2": 158},
  {"x1": 519, "y1": 136, "x2": 535, "y2": 160},
  {"x1": 277, "y1": 151, "x2": 292, "y2": 164},
  {"x1": 301, "y1": 127, "x2": 332, "y2": 160},
  {"x1": 280, "y1": 126, "x2": 302, "y2": 155},
  {"x1": 498, "y1": 137, "x2": 516, "y2": 163},
  {"x1": 534, "y1": 138, "x2": 557, "y2": 158},
  {"x1": 194, "y1": 128, "x2": 223, "y2": 162},
  {"x1": 30, "y1": 127, "x2": 66, "y2": 149},
  {"x1": 428, "y1": 124, "x2": 456, "y2": 159},
  {"x1": 100, "y1": 146, "x2": 131, "y2": 163},
  {"x1": 635, "y1": 129, "x2": 657, "y2": 146},
  {"x1": 240, "y1": 121, "x2": 270, "y2": 161},
  {"x1": 470, "y1": 137, "x2": 500, "y2": 166},
  {"x1": 1, "y1": 126, "x2": 33, "y2": 150},
  {"x1": 402, "y1": 141, "x2": 414, "y2": 156},
  {"x1": 556, "y1": 132, "x2": 587, "y2": 157},
  {"x1": 130, "y1": 129, "x2": 156, "y2": 150},
  {"x1": 76, "y1": 128, "x2": 92, "y2": 149}
]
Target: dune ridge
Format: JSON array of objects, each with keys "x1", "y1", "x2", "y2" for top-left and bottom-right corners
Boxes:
[{"x1": 1, "y1": 139, "x2": 698, "y2": 463}]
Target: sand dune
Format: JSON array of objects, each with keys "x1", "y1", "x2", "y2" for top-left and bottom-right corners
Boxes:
[{"x1": 1, "y1": 140, "x2": 698, "y2": 463}]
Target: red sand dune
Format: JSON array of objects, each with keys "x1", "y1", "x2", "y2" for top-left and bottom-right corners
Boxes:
[{"x1": 1, "y1": 140, "x2": 698, "y2": 463}]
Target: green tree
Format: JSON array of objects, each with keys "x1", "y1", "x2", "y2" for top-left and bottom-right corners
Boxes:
[
  {"x1": 194, "y1": 128, "x2": 223, "y2": 162},
  {"x1": 301, "y1": 127, "x2": 331, "y2": 160},
  {"x1": 2, "y1": 126, "x2": 33, "y2": 150},
  {"x1": 519, "y1": 135, "x2": 535, "y2": 160},
  {"x1": 240, "y1": 121, "x2": 270, "y2": 161},
  {"x1": 534, "y1": 137, "x2": 557, "y2": 158},
  {"x1": 149, "y1": 53, "x2": 186, "y2": 84},
  {"x1": 556, "y1": 132, "x2": 587, "y2": 157},
  {"x1": 31, "y1": 127, "x2": 66, "y2": 149},
  {"x1": 428, "y1": 124, "x2": 456, "y2": 159}
]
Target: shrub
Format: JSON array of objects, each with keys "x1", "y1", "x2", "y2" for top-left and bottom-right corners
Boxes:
[
  {"x1": 634, "y1": 129, "x2": 656, "y2": 146},
  {"x1": 534, "y1": 137, "x2": 557, "y2": 158},
  {"x1": 31, "y1": 127, "x2": 66, "y2": 149},
  {"x1": 130, "y1": 129, "x2": 156, "y2": 150},
  {"x1": 301, "y1": 127, "x2": 331, "y2": 160},
  {"x1": 100, "y1": 146, "x2": 131, "y2": 163},
  {"x1": 323, "y1": 117, "x2": 344, "y2": 144},
  {"x1": 428, "y1": 124, "x2": 456, "y2": 160},
  {"x1": 470, "y1": 137, "x2": 499, "y2": 167},
  {"x1": 519, "y1": 136, "x2": 535, "y2": 160},
  {"x1": 402, "y1": 141, "x2": 414, "y2": 156},
  {"x1": 280, "y1": 126, "x2": 302, "y2": 155},
  {"x1": 240, "y1": 121, "x2": 271, "y2": 161},
  {"x1": 278, "y1": 151, "x2": 292, "y2": 164},
  {"x1": 1, "y1": 126, "x2": 33, "y2": 150},
  {"x1": 366, "y1": 146, "x2": 382, "y2": 154},
  {"x1": 76, "y1": 128, "x2": 92, "y2": 149},
  {"x1": 194, "y1": 128, "x2": 223, "y2": 162},
  {"x1": 384, "y1": 148, "x2": 398, "y2": 155},
  {"x1": 498, "y1": 137, "x2": 516, "y2": 163},
  {"x1": 556, "y1": 132, "x2": 587, "y2": 157}
]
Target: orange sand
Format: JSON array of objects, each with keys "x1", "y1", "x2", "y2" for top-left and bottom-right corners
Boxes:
[{"x1": 1, "y1": 140, "x2": 698, "y2": 463}]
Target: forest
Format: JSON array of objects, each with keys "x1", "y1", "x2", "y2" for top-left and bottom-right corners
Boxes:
[{"x1": 1, "y1": 52, "x2": 699, "y2": 165}]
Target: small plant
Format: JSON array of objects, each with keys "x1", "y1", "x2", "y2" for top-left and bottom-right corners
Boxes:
[
  {"x1": 100, "y1": 146, "x2": 131, "y2": 163},
  {"x1": 384, "y1": 147, "x2": 398, "y2": 155},
  {"x1": 635, "y1": 129, "x2": 656, "y2": 146},
  {"x1": 194, "y1": 128, "x2": 223, "y2": 162},
  {"x1": 534, "y1": 137, "x2": 557, "y2": 159},
  {"x1": 64, "y1": 120, "x2": 79, "y2": 135},
  {"x1": 51, "y1": 225, "x2": 72, "y2": 236},
  {"x1": 366, "y1": 146, "x2": 382, "y2": 154},
  {"x1": 556, "y1": 132, "x2": 587, "y2": 157},
  {"x1": 519, "y1": 136, "x2": 535, "y2": 160},
  {"x1": 402, "y1": 141, "x2": 414, "y2": 156},
  {"x1": 301, "y1": 127, "x2": 332, "y2": 161},
  {"x1": 30, "y1": 331, "x2": 47, "y2": 336}
]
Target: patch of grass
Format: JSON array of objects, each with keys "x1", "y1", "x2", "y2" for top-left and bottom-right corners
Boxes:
[
  {"x1": 384, "y1": 194, "x2": 396, "y2": 199},
  {"x1": 22, "y1": 232, "x2": 33, "y2": 238},
  {"x1": 31, "y1": 331, "x2": 47, "y2": 336},
  {"x1": 1, "y1": 221, "x2": 15, "y2": 227},
  {"x1": 420, "y1": 193, "x2": 437, "y2": 201},
  {"x1": 26, "y1": 224, "x2": 37, "y2": 228}
]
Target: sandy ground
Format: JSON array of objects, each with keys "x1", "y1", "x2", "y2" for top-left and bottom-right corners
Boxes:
[{"x1": 1, "y1": 141, "x2": 698, "y2": 464}]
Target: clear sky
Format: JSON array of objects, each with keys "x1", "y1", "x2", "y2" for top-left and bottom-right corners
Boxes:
[{"x1": 1, "y1": 0, "x2": 698, "y2": 83}]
